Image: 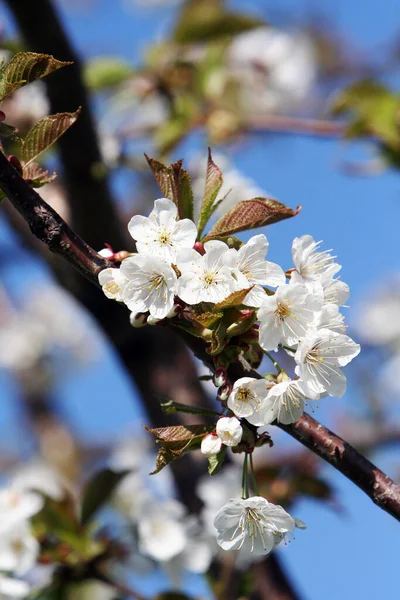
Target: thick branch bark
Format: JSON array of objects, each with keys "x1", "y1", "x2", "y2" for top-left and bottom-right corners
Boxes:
[
  {"x1": 1, "y1": 153, "x2": 399, "y2": 524},
  {"x1": 4, "y1": 0, "x2": 125, "y2": 250}
]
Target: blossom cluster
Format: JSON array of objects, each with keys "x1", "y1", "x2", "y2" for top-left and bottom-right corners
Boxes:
[{"x1": 99, "y1": 196, "x2": 360, "y2": 559}]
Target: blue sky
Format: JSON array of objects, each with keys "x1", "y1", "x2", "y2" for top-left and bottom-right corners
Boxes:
[{"x1": 0, "y1": 0, "x2": 399, "y2": 598}]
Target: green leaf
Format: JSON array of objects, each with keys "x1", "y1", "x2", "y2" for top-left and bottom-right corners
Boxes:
[
  {"x1": 21, "y1": 108, "x2": 81, "y2": 164},
  {"x1": 160, "y1": 398, "x2": 218, "y2": 418},
  {"x1": 0, "y1": 120, "x2": 19, "y2": 140},
  {"x1": 208, "y1": 446, "x2": 227, "y2": 475},
  {"x1": 191, "y1": 310, "x2": 223, "y2": 328},
  {"x1": 197, "y1": 148, "x2": 223, "y2": 237},
  {"x1": 81, "y1": 468, "x2": 128, "y2": 525},
  {"x1": 330, "y1": 81, "x2": 400, "y2": 149},
  {"x1": 0, "y1": 52, "x2": 72, "y2": 102},
  {"x1": 214, "y1": 287, "x2": 253, "y2": 311},
  {"x1": 173, "y1": 0, "x2": 263, "y2": 44},
  {"x1": 204, "y1": 198, "x2": 301, "y2": 239},
  {"x1": 145, "y1": 154, "x2": 194, "y2": 220},
  {"x1": 84, "y1": 56, "x2": 132, "y2": 91},
  {"x1": 207, "y1": 319, "x2": 227, "y2": 355},
  {"x1": 145, "y1": 424, "x2": 214, "y2": 474}
]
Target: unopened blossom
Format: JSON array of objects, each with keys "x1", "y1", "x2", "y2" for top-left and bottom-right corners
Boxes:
[
  {"x1": 201, "y1": 434, "x2": 222, "y2": 457},
  {"x1": 128, "y1": 198, "x2": 197, "y2": 263},
  {"x1": 291, "y1": 235, "x2": 340, "y2": 284},
  {"x1": 295, "y1": 328, "x2": 360, "y2": 398},
  {"x1": 216, "y1": 417, "x2": 243, "y2": 447},
  {"x1": 176, "y1": 240, "x2": 238, "y2": 305},
  {"x1": 223, "y1": 234, "x2": 285, "y2": 307},
  {"x1": 138, "y1": 500, "x2": 187, "y2": 562},
  {"x1": 0, "y1": 522, "x2": 39, "y2": 575},
  {"x1": 258, "y1": 283, "x2": 322, "y2": 351},
  {"x1": 227, "y1": 377, "x2": 271, "y2": 424},
  {"x1": 260, "y1": 378, "x2": 317, "y2": 425},
  {"x1": 98, "y1": 268, "x2": 128, "y2": 302},
  {"x1": 214, "y1": 496, "x2": 298, "y2": 556},
  {"x1": 120, "y1": 254, "x2": 177, "y2": 319}
]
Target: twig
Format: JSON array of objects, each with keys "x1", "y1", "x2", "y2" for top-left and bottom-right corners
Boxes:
[{"x1": 1, "y1": 154, "x2": 400, "y2": 524}]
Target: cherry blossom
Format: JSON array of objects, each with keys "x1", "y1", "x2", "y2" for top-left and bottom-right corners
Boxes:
[
  {"x1": 214, "y1": 496, "x2": 299, "y2": 556},
  {"x1": 98, "y1": 267, "x2": 128, "y2": 302},
  {"x1": 176, "y1": 240, "x2": 238, "y2": 305},
  {"x1": 295, "y1": 328, "x2": 360, "y2": 398},
  {"x1": 120, "y1": 254, "x2": 177, "y2": 319},
  {"x1": 128, "y1": 198, "x2": 197, "y2": 263},
  {"x1": 227, "y1": 377, "x2": 271, "y2": 424},
  {"x1": 201, "y1": 434, "x2": 222, "y2": 457},
  {"x1": 291, "y1": 235, "x2": 340, "y2": 284},
  {"x1": 258, "y1": 283, "x2": 322, "y2": 350},
  {"x1": 216, "y1": 417, "x2": 243, "y2": 447},
  {"x1": 223, "y1": 234, "x2": 285, "y2": 307}
]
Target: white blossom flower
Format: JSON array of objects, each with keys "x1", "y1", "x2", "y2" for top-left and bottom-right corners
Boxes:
[
  {"x1": 228, "y1": 28, "x2": 316, "y2": 116},
  {"x1": 176, "y1": 240, "x2": 238, "y2": 305},
  {"x1": 314, "y1": 304, "x2": 346, "y2": 335},
  {"x1": 120, "y1": 254, "x2": 177, "y2": 319},
  {"x1": 260, "y1": 378, "x2": 318, "y2": 425},
  {"x1": 216, "y1": 417, "x2": 243, "y2": 447},
  {"x1": 0, "y1": 575, "x2": 30, "y2": 599},
  {"x1": 0, "y1": 522, "x2": 39, "y2": 575},
  {"x1": 258, "y1": 283, "x2": 322, "y2": 351},
  {"x1": 223, "y1": 235, "x2": 285, "y2": 307},
  {"x1": 295, "y1": 328, "x2": 360, "y2": 398},
  {"x1": 227, "y1": 377, "x2": 271, "y2": 424},
  {"x1": 201, "y1": 434, "x2": 222, "y2": 457},
  {"x1": 98, "y1": 268, "x2": 128, "y2": 302},
  {"x1": 138, "y1": 500, "x2": 187, "y2": 562},
  {"x1": 291, "y1": 235, "x2": 340, "y2": 284},
  {"x1": 320, "y1": 271, "x2": 350, "y2": 306},
  {"x1": 0, "y1": 488, "x2": 43, "y2": 534},
  {"x1": 10, "y1": 460, "x2": 66, "y2": 501},
  {"x1": 214, "y1": 496, "x2": 297, "y2": 555},
  {"x1": 128, "y1": 198, "x2": 197, "y2": 263}
]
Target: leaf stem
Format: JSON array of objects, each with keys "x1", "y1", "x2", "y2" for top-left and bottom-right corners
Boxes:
[
  {"x1": 262, "y1": 349, "x2": 282, "y2": 373},
  {"x1": 249, "y1": 453, "x2": 260, "y2": 496},
  {"x1": 241, "y1": 453, "x2": 249, "y2": 499},
  {"x1": 279, "y1": 343, "x2": 296, "y2": 353}
]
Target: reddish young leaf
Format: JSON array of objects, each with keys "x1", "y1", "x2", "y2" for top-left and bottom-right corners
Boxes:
[
  {"x1": 145, "y1": 154, "x2": 194, "y2": 221},
  {"x1": 204, "y1": 197, "x2": 301, "y2": 239},
  {"x1": 22, "y1": 109, "x2": 81, "y2": 165}
]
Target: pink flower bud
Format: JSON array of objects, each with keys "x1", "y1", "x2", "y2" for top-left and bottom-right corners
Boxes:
[
  {"x1": 213, "y1": 366, "x2": 227, "y2": 388},
  {"x1": 217, "y1": 382, "x2": 232, "y2": 402},
  {"x1": 193, "y1": 241, "x2": 205, "y2": 255}
]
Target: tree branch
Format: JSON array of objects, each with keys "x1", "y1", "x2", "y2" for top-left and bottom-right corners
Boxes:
[
  {"x1": 1, "y1": 153, "x2": 399, "y2": 524},
  {"x1": 4, "y1": 0, "x2": 125, "y2": 250}
]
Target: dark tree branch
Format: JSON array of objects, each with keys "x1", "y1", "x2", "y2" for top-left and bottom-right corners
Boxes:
[
  {"x1": 1, "y1": 153, "x2": 399, "y2": 524},
  {"x1": 4, "y1": 0, "x2": 125, "y2": 250}
]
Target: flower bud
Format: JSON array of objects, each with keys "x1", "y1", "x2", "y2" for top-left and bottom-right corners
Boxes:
[
  {"x1": 98, "y1": 247, "x2": 114, "y2": 258},
  {"x1": 129, "y1": 312, "x2": 147, "y2": 328},
  {"x1": 213, "y1": 366, "x2": 227, "y2": 388},
  {"x1": 217, "y1": 382, "x2": 232, "y2": 402},
  {"x1": 166, "y1": 304, "x2": 182, "y2": 319},
  {"x1": 193, "y1": 241, "x2": 205, "y2": 255},
  {"x1": 147, "y1": 315, "x2": 161, "y2": 326},
  {"x1": 201, "y1": 433, "x2": 222, "y2": 457},
  {"x1": 8, "y1": 155, "x2": 22, "y2": 175}
]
